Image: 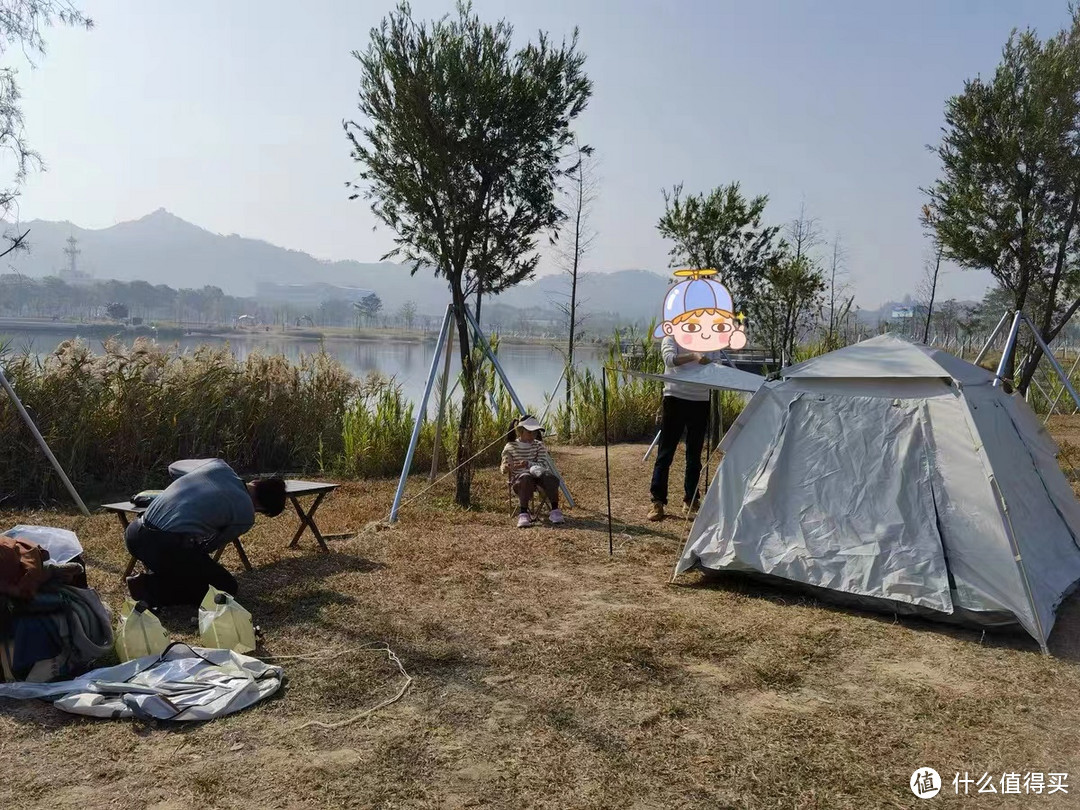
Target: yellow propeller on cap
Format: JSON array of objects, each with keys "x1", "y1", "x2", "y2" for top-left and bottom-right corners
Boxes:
[{"x1": 672, "y1": 267, "x2": 719, "y2": 279}]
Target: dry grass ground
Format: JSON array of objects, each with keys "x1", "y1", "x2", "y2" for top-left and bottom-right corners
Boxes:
[{"x1": 5, "y1": 423, "x2": 1080, "y2": 809}]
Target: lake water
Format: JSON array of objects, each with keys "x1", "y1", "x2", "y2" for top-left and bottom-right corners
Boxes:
[{"x1": 0, "y1": 327, "x2": 606, "y2": 415}]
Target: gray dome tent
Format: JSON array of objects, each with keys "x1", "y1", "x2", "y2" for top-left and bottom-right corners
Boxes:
[{"x1": 673, "y1": 333, "x2": 1080, "y2": 653}]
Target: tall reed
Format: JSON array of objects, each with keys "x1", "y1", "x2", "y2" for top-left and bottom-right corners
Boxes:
[{"x1": 0, "y1": 338, "x2": 358, "y2": 504}]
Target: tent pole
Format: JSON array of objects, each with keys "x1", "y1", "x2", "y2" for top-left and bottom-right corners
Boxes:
[
  {"x1": 463, "y1": 305, "x2": 574, "y2": 508},
  {"x1": 0, "y1": 362, "x2": 89, "y2": 517},
  {"x1": 389, "y1": 303, "x2": 454, "y2": 523},
  {"x1": 1044, "y1": 351, "x2": 1080, "y2": 424},
  {"x1": 602, "y1": 366, "x2": 613, "y2": 556},
  {"x1": 429, "y1": 320, "x2": 454, "y2": 481},
  {"x1": 976, "y1": 311, "x2": 1012, "y2": 366},
  {"x1": 1021, "y1": 313, "x2": 1080, "y2": 414},
  {"x1": 992, "y1": 311, "x2": 1023, "y2": 388},
  {"x1": 643, "y1": 428, "x2": 661, "y2": 462}
]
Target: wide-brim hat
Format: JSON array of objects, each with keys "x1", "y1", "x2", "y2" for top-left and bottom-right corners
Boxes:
[{"x1": 516, "y1": 415, "x2": 544, "y2": 433}]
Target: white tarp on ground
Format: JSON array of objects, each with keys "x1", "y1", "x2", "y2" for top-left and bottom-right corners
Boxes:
[
  {"x1": 674, "y1": 334, "x2": 1080, "y2": 652},
  {"x1": 613, "y1": 362, "x2": 765, "y2": 393},
  {"x1": 0, "y1": 642, "x2": 283, "y2": 721}
]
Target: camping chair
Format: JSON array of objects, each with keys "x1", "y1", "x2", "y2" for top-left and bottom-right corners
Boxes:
[{"x1": 507, "y1": 475, "x2": 554, "y2": 522}]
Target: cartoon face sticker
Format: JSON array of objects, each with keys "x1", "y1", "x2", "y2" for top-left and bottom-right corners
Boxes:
[{"x1": 653, "y1": 269, "x2": 747, "y2": 352}]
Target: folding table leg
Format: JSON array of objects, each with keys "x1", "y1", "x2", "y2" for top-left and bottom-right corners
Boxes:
[
  {"x1": 213, "y1": 539, "x2": 254, "y2": 572},
  {"x1": 288, "y1": 492, "x2": 330, "y2": 552},
  {"x1": 115, "y1": 512, "x2": 139, "y2": 580}
]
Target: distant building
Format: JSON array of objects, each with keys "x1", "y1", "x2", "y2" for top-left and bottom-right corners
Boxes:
[
  {"x1": 255, "y1": 281, "x2": 375, "y2": 307},
  {"x1": 890, "y1": 306, "x2": 915, "y2": 320}
]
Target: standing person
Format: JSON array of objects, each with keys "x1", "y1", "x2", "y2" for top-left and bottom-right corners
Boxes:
[
  {"x1": 501, "y1": 415, "x2": 565, "y2": 528},
  {"x1": 125, "y1": 458, "x2": 287, "y2": 607},
  {"x1": 648, "y1": 270, "x2": 747, "y2": 521}
]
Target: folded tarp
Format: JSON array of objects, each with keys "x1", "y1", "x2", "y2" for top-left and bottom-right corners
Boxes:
[
  {"x1": 0, "y1": 642, "x2": 283, "y2": 721},
  {"x1": 609, "y1": 363, "x2": 765, "y2": 394}
]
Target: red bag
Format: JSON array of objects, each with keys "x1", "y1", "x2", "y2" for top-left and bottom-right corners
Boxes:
[{"x1": 0, "y1": 536, "x2": 50, "y2": 600}]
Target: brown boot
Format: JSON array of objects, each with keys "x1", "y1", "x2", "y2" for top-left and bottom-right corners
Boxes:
[{"x1": 647, "y1": 501, "x2": 665, "y2": 521}]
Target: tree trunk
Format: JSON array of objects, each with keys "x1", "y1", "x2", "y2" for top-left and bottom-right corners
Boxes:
[
  {"x1": 566, "y1": 237, "x2": 580, "y2": 425},
  {"x1": 1017, "y1": 293, "x2": 1080, "y2": 393},
  {"x1": 922, "y1": 244, "x2": 942, "y2": 344},
  {"x1": 452, "y1": 285, "x2": 477, "y2": 507},
  {"x1": 475, "y1": 285, "x2": 483, "y2": 328}
]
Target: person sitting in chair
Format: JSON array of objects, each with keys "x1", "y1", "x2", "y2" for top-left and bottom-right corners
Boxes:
[
  {"x1": 500, "y1": 415, "x2": 564, "y2": 528},
  {"x1": 125, "y1": 458, "x2": 286, "y2": 607}
]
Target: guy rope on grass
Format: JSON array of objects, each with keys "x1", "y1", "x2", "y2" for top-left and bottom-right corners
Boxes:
[{"x1": 275, "y1": 642, "x2": 414, "y2": 732}]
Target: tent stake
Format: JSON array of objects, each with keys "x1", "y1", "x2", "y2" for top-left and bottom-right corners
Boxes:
[{"x1": 0, "y1": 362, "x2": 89, "y2": 516}]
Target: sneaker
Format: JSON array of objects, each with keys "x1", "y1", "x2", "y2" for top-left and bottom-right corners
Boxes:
[
  {"x1": 549, "y1": 508, "x2": 564, "y2": 524},
  {"x1": 647, "y1": 502, "x2": 665, "y2": 521},
  {"x1": 516, "y1": 513, "x2": 533, "y2": 528}
]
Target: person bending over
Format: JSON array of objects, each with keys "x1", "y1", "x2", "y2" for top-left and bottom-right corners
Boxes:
[
  {"x1": 500, "y1": 415, "x2": 564, "y2": 528},
  {"x1": 125, "y1": 458, "x2": 286, "y2": 607}
]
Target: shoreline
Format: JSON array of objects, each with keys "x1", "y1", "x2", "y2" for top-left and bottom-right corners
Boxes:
[{"x1": 0, "y1": 317, "x2": 593, "y2": 348}]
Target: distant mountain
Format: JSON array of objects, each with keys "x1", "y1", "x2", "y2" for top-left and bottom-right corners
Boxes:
[{"x1": 0, "y1": 210, "x2": 671, "y2": 321}]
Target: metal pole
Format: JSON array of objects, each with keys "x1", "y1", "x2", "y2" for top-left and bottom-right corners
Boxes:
[
  {"x1": 429, "y1": 324, "x2": 454, "y2": 481},
  {"x1": 602, "y1": 366, "x2": 613, "y2": 556},
  {"x1": 1021, "y1": 313, "x2": 1080, "y2": 414},
  {"x1": 1044, "y1": 351, "x2": 1080, "y2": 424},
  {"x1": 0, "y1": 363, "x2": 89, "y2": 516},
  {"x1": 462, "y1": 305, "x2": 574, "y2": 508},
  {"x1": 538, "y1": 365, "x2": 566, "y2": 426},
  {"x1": 993, "y1": 311, "x2": 1023, "y2": 388},
  {"x1": 642, "y1": 429, "x2": 662, "y2": 462},
  {"x1": 389, "y1": 303, "x2": 454, "y2": 523},
  {"x1": 975, "y1": 311, "x2": 1013, "y2": 366}
]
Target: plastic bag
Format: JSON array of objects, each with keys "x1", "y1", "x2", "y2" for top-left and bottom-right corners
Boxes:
[
  {"x1": 2, "y1": 525, "x2": 83, "y2": 564},
  {"x1": 198, "y1": 586, "x2": 256, "y2": 654},
  {"x1": 114, "y1": 598, "x2": 170, "y2": 662}
]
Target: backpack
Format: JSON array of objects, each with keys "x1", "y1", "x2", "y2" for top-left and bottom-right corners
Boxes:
[
  {"x1": 0, "y1": 536, "x2": 50, "y2": 600},
  {"x1": 0, "y1": 583, "x2": 113, "y2": 683}
]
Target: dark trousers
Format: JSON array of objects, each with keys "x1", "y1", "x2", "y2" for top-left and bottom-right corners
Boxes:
[
  {"x1": 512, "y1": 472, "x2": 560, "y2": 511},
  {"x1": 124, "y1": 518, "x2": 238, "y2": 607},
  {"x1": 650, "y1": 395, "x2": 709, "y2": 506}
]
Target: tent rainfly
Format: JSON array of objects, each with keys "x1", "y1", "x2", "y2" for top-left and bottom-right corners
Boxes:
[{"x1": 673, "y1": 333, "x2": 1080, "y2": 653}]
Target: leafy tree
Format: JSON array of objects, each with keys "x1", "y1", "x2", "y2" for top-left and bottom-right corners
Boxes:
[
  {"x1": 345, "y1": 0, "x2": 591, "y2": 506},
  {"x1": 353, "y1": 292, "x2": 383, "y2": 327},
  {"x1": 749, "y1": 253, "x2": 826, "y2": 364},
  {"x1": 397, "y1": 300, "x2": 417, "y2": 330},
  {"x1": 656, "y1": 182, "x2": 782, "y2": 313},
  {"x1": 105, "y1": 301, "x2": 128, "y2": 321},
  {"x1": 923, "y1": 10, "x2": 1080, "y2": 391},
  {"x1": 0, "y1": 2, "x2": 92, "y2": 257}
]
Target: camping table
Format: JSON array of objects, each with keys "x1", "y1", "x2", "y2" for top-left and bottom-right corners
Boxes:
[{"x1": 102, "y1": 479, "x2": 339, "y2": 580}]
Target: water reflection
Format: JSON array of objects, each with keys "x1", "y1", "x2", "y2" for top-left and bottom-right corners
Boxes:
[{"x1": 3, "y1": 329, "x2": 604, "y2": 412}]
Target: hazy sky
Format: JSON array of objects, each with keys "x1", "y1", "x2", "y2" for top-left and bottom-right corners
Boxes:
[{"x1": 6, "y1": 0, "x2": 1075, "y2": 308}]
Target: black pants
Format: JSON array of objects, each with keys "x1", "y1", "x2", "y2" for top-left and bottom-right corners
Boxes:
[
  {"x1": 124, "y1": 518, "x2": 238, "y2": 607},
  {"x1": 650, "y1": 395, "x2": 709, "y2": 506}
]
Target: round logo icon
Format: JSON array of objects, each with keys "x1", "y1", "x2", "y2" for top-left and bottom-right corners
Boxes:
[{"x1": 911, "y1": 768, "x2": 942, "y2": 799}]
